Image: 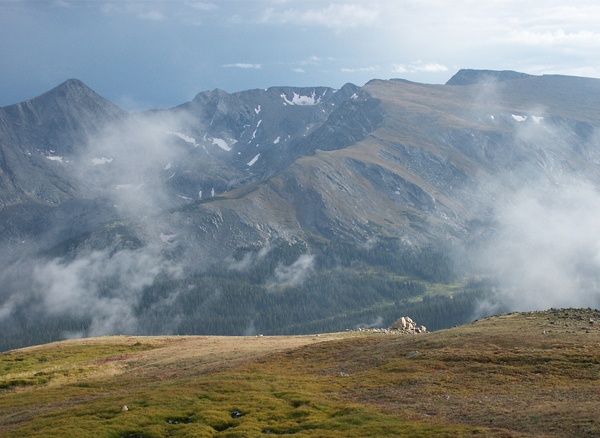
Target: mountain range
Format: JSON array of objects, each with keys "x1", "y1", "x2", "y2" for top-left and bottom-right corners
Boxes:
[{"x1": 1, "y1": 69, "x2": 600, "y2": 350}]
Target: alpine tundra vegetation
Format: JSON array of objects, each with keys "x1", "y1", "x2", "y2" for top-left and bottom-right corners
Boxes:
[{"x1": 1, "y1": 309, "x2": 599, "y2": 436}]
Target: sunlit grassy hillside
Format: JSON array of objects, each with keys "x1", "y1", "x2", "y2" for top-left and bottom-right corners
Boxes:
[{"x1": 1, "y1": 308, "x2": 599, "y2": 437}]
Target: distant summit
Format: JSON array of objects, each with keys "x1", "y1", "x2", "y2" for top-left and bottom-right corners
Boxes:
[
  {"x1": 44, "y1": 78, "x2": 125, "y2": 112},
  {"x1": 52, "y1": 78, "x2": 92, "y2": 93},
  {"x1": 446, "y1": 69, "x2": 532, "y2": 86}
]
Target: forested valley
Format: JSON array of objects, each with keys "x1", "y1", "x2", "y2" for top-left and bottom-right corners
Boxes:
[{"x1": 0, "y1": 238, "x2": 496, "y2": 351}]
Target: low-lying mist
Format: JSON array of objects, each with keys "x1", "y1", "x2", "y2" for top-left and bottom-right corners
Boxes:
[
  {"x1": 0, "y1": 110, "x2": 204, "y2": 341},
  {"x1": 472, "y1": 177, "x2": 600, "y2": 316},
  {"x1": 460, "y1": 81, "x2": 600, "y2": 317}
]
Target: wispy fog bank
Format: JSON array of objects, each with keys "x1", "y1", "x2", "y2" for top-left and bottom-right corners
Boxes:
[
  {"x1": 473, "y1": 177, "x2": 600, "y2": 316},
  {"x1": 273, "y1": 254, "x2": 315, "y2": 287},
  {"x1": 36, "y1": 247, "x2": 182, "y2": 336}
]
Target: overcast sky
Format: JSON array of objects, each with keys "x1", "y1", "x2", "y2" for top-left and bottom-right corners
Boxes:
[{"x1": 1, "y1": 0, "x2": 599, "y2": 110}]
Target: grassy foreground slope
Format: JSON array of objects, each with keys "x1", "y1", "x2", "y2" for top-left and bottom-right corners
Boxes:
[{"x1": 1, "y1": 309, "x2": 599, "y2": 437}]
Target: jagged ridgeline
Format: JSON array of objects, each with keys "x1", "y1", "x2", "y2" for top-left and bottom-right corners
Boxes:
[{"x1": 1, "y1": 70, "x2": 600, "y2": 350}]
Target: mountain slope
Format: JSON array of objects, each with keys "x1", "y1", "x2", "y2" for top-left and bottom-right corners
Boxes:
[
  {"x1": 167, "y1": 71, "x2": 600, "y2": 247},
  {"x1": 2, "y1": 71, "x2": 600, "y2": 351},
  {"x1": 1, "y1": 308, "x2": 598, "y2": 437},
  {"x1": 0, "y1": 79, "x2": 126, "y2": 207}
]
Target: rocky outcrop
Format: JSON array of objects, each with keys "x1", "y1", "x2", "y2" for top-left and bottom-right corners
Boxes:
[
  {"x1": 351, "y1": 316, "x2": 427, "y2": 335},
  {"x1": 389, "y1": 316, "x2": 427, "y2": 334}
]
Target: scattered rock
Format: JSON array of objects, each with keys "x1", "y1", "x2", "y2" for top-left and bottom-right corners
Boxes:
[
  {"x1": 231, "y1": 410, "x2": 244, "y2": 419},
  {"x1": 406, "y1": 351, "x2": 420, "y2": 358},
  {"x1": 121, "y1": 405, "x2": 129, "y2": 412}
]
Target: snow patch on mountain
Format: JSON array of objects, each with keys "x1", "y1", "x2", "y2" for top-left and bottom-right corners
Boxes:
[
  {"x1": 512, "y1": 114, "x2": 527, "y2": 122},
  {"x1": 91, "y1": 157, "x2": 113, "y2": 165},
  {"x1": 46, "y1": 155, "x2": 64, "y2": 163},
  {"x1": 212, "y1": 137, "x2": 234, "y2": 151},
  {"x1": 281, "y1": 91, "x2": 321, "y2": 106},
  {"x1": 273, "y1": 136, "x2": 280, "y2": 144},
  {"x1": 532, "y1": 116, "x2": 544, "y2": 123},
  {"x1": 170, "y1": 131, "x2": 198, "y2": 147},
  {"x1": 254, "y1": 105, "x2": 261, "y2": 115},
  {"x1": 247, "y1": 153, "x2": 260, "y2": 166}
]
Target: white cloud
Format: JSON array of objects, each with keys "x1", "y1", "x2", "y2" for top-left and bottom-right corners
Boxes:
[
  {"x1": 79, "y1": 110, "x2": 197, "y2": 216},
  {"x1": 5, "y1": 0, "x2": 600, "y2": 114},
  {"x1": 185, "y1": 1, "x2": 218, "y2": 11},
  {"x1": 473, "y1": 179, "x2": 600, "y2": 314},
  {"x1": 262, "y1": 3, "x2": 379, "y2": 30},
  {"x1": 299, "y1": 55, "x2": 322, "y2": 65},
  {"x1": 341, "y1": 65, "x2": 379, "y2": 73},
  {"x1": 274, "y1": 254, "x2": 314, "y2": 287},
  {"x1": 226, "y1": 246, "x2": 271, "y2": 272},
  {"x1": 291, "y1": 67, "x2": 306, "y2": 73},
  {"x1": 102, "y1": 2, "x2": 165, "y2": 21},
  {"x1": 223, "y1": 63, "x2": 262, "y2": 69},
  {"x1": 53, "y1": 0, "x2": 74, "y2": 8},
  {"x1": 506, "y1": 29, "x2": 600, "y2": 49},
  {"x1": 392, "y1": 61, "x2": 448, "y2": 74},
  {"x1": 33, "y1": 247, "x2": 182, "y2": 336},
  {"x1": 505, "y1": 3, "x2": 600, "y2": 30},
  {"x1": 140, "y1": 10, "x2": 165, "y2": 21}
]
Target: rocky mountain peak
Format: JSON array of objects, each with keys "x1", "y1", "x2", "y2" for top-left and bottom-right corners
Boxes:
[
  {"x1": 52, "y1": 78, "x2": 93, "y2": 95},
  {"x1": 192, "y1": 87, "x2": 231, "y2": 102},
  {"x1": 23, "y1": 78, "x2": 120, "y2": 113},
  {"x1": 1, "y1": 77, "x2": 125, "y2": 128}
]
